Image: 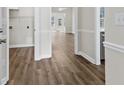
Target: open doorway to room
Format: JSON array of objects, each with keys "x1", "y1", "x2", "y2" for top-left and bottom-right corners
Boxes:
[
  {"x1": 8, "y1": 7, "x2": 35, "y2": 84},
  {"x1": 51, "y1": 7, "x2": 75, "y2": 59},
  {"x1": 51, "y1": 7, "x2": 73, "y2": 33}
]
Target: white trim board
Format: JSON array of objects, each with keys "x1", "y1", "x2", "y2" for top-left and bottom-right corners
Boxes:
[
  {"x1": 104, "y1": 42, "x2": 124, "y2": 53},
  {"x1": 7, "y1": 8, "x2": 9, "y2": 85},
  {"x1": 0, "y1": 77, "x2": 8, "y2": 85},
  {"x1": 95, "y1": 7, "x2": 101, "y2": 65},
  {"x1": 78, "y1": 51, "x2": 96, "y2": 64},
  {"x1": 41, "y1": 54, "x2": 51, "y2": 60},
  {"x1": 73, "y1": 7, "x2": 78, "y2": 55},
  {"x1": 9, "y1": 44, "x2": 34, "y2": 48},
  {"x1": 35, "y1": 54, "x2": 51, "y2": 61}
]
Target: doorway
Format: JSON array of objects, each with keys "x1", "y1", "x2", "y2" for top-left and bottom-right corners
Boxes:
[
  {"x1": 51, "y1": 13, "x2": 66, "y2": 32},
  {"x1": 8, "y1": 7, "x2": 35, "y2": 84},
  {"x1": 9, "y1": 7, "x2": 34, "y2": 48},
  {"x1": 96, "y1": 7, "x2": 105, "y2": 65},
  {"x1": 51, "y1": 7, "x2": 78, "y2": 55},
  {"x1": 51, "y1": 7, "x2": 73, "y2": 57}
]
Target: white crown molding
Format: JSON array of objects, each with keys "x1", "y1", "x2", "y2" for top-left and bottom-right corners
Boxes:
[{"x1": 104, "y1": 42, "x2": 124, "y2": 53}]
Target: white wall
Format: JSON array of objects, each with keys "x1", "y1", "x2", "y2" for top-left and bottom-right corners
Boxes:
[
  {"x1": 72, "y1": 8, "x2": 78, "y2": 34},
  {"x1": 9, "y1": 7, "x2": 34, "y2": 48},
  {"x1": 34, "y1": 7, "x2": 51, "y2": 61},
  {"x1": 77, "y1": 7, "x2": 96, "y2": 64},
  {"x1": 105, "y1": 8, "x2": 124, "y2": 84}
]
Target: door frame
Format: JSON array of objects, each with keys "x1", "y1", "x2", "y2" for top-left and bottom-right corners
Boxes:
[
  {"x1": 72, "y1": 7, "x2": 79, "y2": 55},
  {"x1": 0, "y1": 7, "x2": 9, "y2": 85},
  {"x1": 6, "y1": 7, "x2": 9, "y2": 84},
  {"x1": 95, "y1": 7, "x2": 101, "y2": 65},
  {"x1": 34, "y1": 7, "x2": 41, "y2": 61}
]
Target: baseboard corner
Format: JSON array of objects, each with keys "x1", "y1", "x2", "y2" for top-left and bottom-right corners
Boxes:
[{"x1": 77, "y1": 51, "x2": 96, "y2": 64}]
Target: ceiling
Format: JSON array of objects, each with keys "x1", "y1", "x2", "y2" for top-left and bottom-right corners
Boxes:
[{"x1": 52, "y1": 7, "x2": 72, "y2": 13}]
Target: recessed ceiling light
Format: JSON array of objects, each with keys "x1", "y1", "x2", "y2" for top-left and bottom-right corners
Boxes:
[{"x1": 58, "y1": 8, "x2": 67, "y2": 11}]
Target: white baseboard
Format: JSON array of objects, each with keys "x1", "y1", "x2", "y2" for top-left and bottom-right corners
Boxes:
[
  {"x1": 41, "y1": 54, "x2": 51, "y2": 59},
  {"x1": 9, "y1": 44, "x2": 34, "y2": 48},
  {"x1": 0, "y1": 77, "x2": 8, "y2": 85},
  {"x1": 78, "y1": 51, "x2": 95, "y2": 64},
  {"x1": 35, "y1": 56, "x2": 42, "y2": 61},
  {"x1": 35, "y1": 54, "x2": 52, "y2": 61}
]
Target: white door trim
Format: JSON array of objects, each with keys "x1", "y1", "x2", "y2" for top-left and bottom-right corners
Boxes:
[
  {"x1": 104, "y1": 42, "x2": 124, "y2": 53},
  {"x1": 6, "y1": 8, "x2": 9, "y2": 84},
  {"x1": 34, "y1": 8, "x2": 41, "y2": 61},
  {"x1": 0, "y1": 7, "x2": 9, "y2": 85},
  {"x1": 72, "y1": 7, "x2": 79, "y2": 55},
  {"x1": 95, "y1": 7, "x2": 101, "y2": 65}
]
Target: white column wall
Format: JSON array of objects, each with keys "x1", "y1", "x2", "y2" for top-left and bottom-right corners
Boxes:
[{"x1": 34, "y1": 7, "x2": 51, "y2": 61}]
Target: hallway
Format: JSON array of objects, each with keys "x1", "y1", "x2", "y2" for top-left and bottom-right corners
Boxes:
[{"x1": 8, "y1": 32, "x2": 105, "y2": 85}]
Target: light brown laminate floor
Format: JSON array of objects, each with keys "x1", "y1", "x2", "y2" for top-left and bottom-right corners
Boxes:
[{"x1": 8, "y1": 32, "x2": 105, "y2": 85}]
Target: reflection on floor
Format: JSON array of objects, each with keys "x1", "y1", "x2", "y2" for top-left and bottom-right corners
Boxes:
[{"x1": 8, "y1": 32, "x2": 105, "y2": 85}]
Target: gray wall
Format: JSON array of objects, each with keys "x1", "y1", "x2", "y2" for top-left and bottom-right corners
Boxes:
[
  {"x1": 105, "y1": 8, "x2": 124, "y2": 84},
  {"x1": 78, "y1": 7, "x2": 96, "y2": 64}
]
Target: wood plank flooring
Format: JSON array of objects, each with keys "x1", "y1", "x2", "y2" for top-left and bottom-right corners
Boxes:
[{"x1": 8, "y1": 32, "x2": 105, "y2": 85}]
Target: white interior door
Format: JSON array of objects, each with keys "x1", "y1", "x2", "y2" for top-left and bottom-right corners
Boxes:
[{"x1": 0, "y1": 7, "x2": 9, "y2": 85}]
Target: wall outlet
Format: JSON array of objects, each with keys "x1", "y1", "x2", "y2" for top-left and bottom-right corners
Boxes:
[{"x1": 27, "y1": 26, "x2": 29, "y2": 29}]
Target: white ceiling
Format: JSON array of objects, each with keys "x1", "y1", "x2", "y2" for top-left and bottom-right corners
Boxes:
[{"x1": 52, "y1": 7, "x2": 72, "y2": 13}]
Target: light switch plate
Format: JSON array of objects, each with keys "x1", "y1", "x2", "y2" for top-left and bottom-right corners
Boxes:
[{"x1": 115, "y1": 13, "x2": 124, "y2": 25}]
